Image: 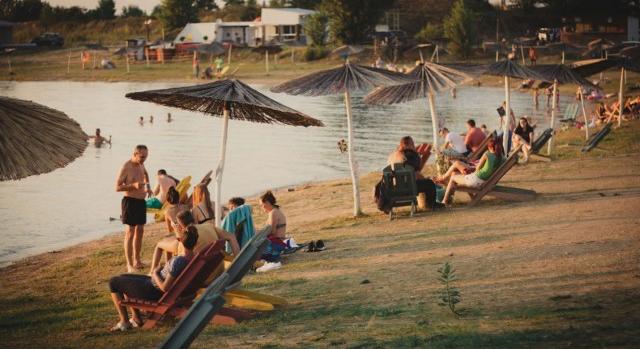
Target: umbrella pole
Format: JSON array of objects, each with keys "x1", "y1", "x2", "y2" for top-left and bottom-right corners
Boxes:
[
  {"x1": 265, "y1": 51, "x2": 269, "y2": 75},
  {"x1": 214, "y1": 108, "x2": 230, "y2": 228},
  {"x1": 618, "y1": 67, "x2": 624, "y2": 127},
  {"x1": 428, "y1": 91, "x2": 439, "y2": 149},
  {"x1": 228, "y1": 44, "x2": 232, "y2": 66},
  {"x1": 520, "y1": 45, "x2": 525, "y2": 65},
  {"x1": 344, "y1": 90, "x2": 362, "y2": 216},
  {"x1": 503, "y1": 76, "x2": 511, "y2": 152},
  {"x1": 547, "y1": 79, "x2": 557, "y2": 155},
  {"x1": 579, "y1": 86, "x2": 589, "y2": 140}
]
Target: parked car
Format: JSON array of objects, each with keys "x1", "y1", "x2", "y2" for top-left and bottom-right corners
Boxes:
[{"x1": 31, "y1": 33, "x2": 64, "y2": 47}]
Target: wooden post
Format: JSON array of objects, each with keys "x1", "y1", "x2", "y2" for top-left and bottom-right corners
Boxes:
[
  {"x1": 618, "y1": 67, "x2": 624, "y2": 127},
  {"x1": 291, "y1": 48, "x2": 294, "y2": 63},
  {"x1": 561, "y1": 50, "x2": 565, "y2": 64},
  {"x1": 146, "y1": 47, "x2": 150, "y2": 68},
  {"x1": 579, "y1": 86, "x2": 589, "y2": 140},
  {"x1": 520, "y1": 45, "x2": 525, "y2": 65},
  {"x1": 265, "y1": 51, "x2": 269, "y2": 74},
  {"x1": 228, "y1": 44, "x2": 232, "y2": 66},
  {"x1": 344, "y1": 89, "x2": 362, "y2": 216},
  {"x1": 428, "y1": 90, "x2": 439, "y2": 149},
  {"x1": 547, "y1": 79, "x2": 558, "y2": 155},
  {"x1": 214, "y1": 108, "x2": 230, "y2": 228},
  {"x1": 126, "y1": 54, "x2": 130, "y2": 73},
  {"x1": 504, "y1": 76, "x2": 512, "y2": 152},
  {"x1": 67, "y1": 54, "x2": 71, "y2": 73},
  {"x1": 81, "y1": 51, "x2": 85, "y2": 70}
]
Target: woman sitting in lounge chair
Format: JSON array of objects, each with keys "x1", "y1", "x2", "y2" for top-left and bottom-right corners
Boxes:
[
  {"x1": 512, "y1": 117, "x2": 534, "y2": 163},
  {"x1": 108, "y1": 227, "x2": 198, "y2": 331},
  {"x1": 388, "y1": 136, "x2": 443, "y2": 210},
  {"x1": 441, "y1": 138, "x2": 503, "y2": 206},
  {"x1": 191, "y1": 184, "x2": 214, "y2": 224}
]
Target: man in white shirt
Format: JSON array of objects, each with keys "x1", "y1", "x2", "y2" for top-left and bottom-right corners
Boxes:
[{"x1": 439, "y1": 128, "x2": 467, "y2": 158}]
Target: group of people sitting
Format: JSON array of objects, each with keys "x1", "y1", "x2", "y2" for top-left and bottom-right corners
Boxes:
[
  {"x1": 594, "y1": 96, "x2": 640, "y2": 124},
  {"x1": 383, "y1": 115, "x2": 536, "y2": 210},
  {"x1": 109, "y1": 170, "x2": 289, "y2": 331}
]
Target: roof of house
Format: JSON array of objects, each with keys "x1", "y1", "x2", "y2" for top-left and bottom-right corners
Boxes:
[{"x1": 174, "y1": 23, "x2": 217, "y2": 43}]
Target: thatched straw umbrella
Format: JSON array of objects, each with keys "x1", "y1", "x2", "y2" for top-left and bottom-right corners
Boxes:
[
  {"x1": 482, "y1": 60, "x2": 547, "y2": 151},
  {"x1": 0, "y1": 96, "x2": 88, "y2": 181},
  {"x1": 271, "y1": 60, "x2": 416, "y2": 216},
  {"x1": 126, "y1": 79, "x2": 323, "y2": 227},
  {"x1": 533, "y1": 64, "x2": 598, "y2": 147},
  {"x1": 364, "y1": 61, "x2": 472, "y2": 149}
]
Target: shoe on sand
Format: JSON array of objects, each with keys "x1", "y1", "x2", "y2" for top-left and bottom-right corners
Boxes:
[
  {"x1": 314, "y1": 240, "x2": 326, "y2": 251},
  {"x1": 306, "y1": 241, "x2": 316, "y2": 252},
  {"x1": 256, "y1": 261, "x2": 282, "y2": 273},
  {"x1": 109, "y1": 321, "x2": 132, "y2": 332}
]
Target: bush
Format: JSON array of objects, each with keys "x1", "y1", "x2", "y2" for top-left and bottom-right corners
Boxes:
[
  {"x1": 415, "y1": 23, "x2": 443, "y2": 42},
  {"x1": 303, "y1": 46, "x2": 329, "y2": 61}
]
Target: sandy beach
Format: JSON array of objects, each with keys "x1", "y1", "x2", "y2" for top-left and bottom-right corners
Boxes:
[{"x1": 1, "y1": 121, "x2": 639, "y2": 348}]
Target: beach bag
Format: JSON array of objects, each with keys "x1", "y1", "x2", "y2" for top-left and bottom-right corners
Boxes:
[
  {"x1": 145, "y1": 197, "x2": 162, "y2": 209},
  {"x1": 373, "y1": 178, "x2": 392, "y2": 214}
]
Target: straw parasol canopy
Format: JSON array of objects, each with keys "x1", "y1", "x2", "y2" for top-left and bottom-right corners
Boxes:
[
  {"x1": 271, "y1": 61, "x2": 416, "y2": 216},
  {"x1": 482, "y1": 60, "x2": 547, "y2": 151},
  {"x1": 364, "y1": 61, "x2": 472, "y2": 149},
  {"x1": 126, "y1": 79, "x2": 322, "y2": 226},
  {"x1": 534, "y1": 64, "x2": 599, "y2": 143},
  {"x1": 331, "y1": 45, "x2": 364, "y2": 57},
  {"x1": 0, "y1": 96, "x2": 88, "y2": 181}
]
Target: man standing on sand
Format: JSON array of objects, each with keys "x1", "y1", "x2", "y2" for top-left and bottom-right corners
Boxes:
[{"x1": 116, "y1": 145, "x2": 153, "y2": 272}]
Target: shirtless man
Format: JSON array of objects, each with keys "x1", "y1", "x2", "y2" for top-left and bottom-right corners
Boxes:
[
  {"x1": 88, "y1": 128, "x2": 111, "y2": 147},
  {"x1": 116, "y1": 145, "x2": 153, "y2": 272}
]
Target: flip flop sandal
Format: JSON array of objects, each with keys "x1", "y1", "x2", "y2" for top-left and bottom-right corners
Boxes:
[{"x1": 314, "y1": 240, "x2": 326, "y2": 251}]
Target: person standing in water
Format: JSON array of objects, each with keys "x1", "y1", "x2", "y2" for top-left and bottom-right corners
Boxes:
[
  {"x1": 138, "y1": 116, "x2": 144, "y2": 125},
  {"x1": 89, "y1": 128, "x2": 111, "y2": 147},
  {"x1": 115, "y1": 145, "x2": 153, "y2": 272},
  {"x1": 167, "y1": 113, "x2": 172, "y2": 123}
]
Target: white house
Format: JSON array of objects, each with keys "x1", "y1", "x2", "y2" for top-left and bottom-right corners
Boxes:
[
  {"x1": 253, "y1": 8, "x2": 316, "y2": 45},
  {"x1": 174, "y1": 20, "x2": 256, "y2": 46}
]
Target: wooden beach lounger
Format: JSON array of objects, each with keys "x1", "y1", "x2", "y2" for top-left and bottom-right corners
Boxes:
[
  {"x1": 559, "y1": 103, "x2": 579, "y2": 124},
  {"x1": 118, "y1": 240, "x2": 250, "y2": 329},
  {"x1": 159, "y1": 226, "x2": 274, "y2": 349},
  {"x1": 529, "y1": 128, "x2": 554, "y2": 162},
  {"x1": 453, "y1": 144, "x2": 536, "y2": 207},
  {"x1": 582, "y1": 122, "x2": 612, "y2": 152},
  {"x1": 464, "y1": 131, "x2": 496, "y2": 163}
]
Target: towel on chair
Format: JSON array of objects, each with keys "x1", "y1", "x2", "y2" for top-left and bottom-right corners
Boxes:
[{"x1": 222, "y1": 204, "x2": 255, "y2": 252}]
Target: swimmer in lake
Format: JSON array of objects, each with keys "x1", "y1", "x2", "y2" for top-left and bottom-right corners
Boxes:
[
  {"x1": 88, "y1": 128, "x2": 111, "y2": 147},
  {"x1": 139, "y1": 116, "x2": 144, "y2": 125}
]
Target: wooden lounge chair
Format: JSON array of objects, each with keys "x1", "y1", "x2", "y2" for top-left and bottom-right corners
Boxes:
[
  {"x1": 148, "y1": 176, "x2": 192, "y2": 222},
  {"x1": 382, "y1": 163, "x2": 418, "y2": 220},
  {"x1": 582, "y1": 122, "x2": 612, "y2": 152},
  {"x1": 119, "y1": 240, "x2": 232, "y2": 328},
  {"x1": 158, "y1": 226, "x2": 274, "y2": 349},
  {"x1": 452, "y1": 144, "x2": 536, "y2": 207},
  {"x1": 559, "y1": 103, "x2": 579, "y2": 124},
  {"x1": 529, "y1": 128, "x2": 553, "y2": 162}
]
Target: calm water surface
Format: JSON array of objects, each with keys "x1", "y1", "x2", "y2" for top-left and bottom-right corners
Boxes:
[{"x1": 0, "y1": 81, "x2": 574, "y2": 265}]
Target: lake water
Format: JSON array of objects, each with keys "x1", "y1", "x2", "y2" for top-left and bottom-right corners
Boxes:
[{"x1": 0, "y1": 80, "x2": 574, "y2": 266}]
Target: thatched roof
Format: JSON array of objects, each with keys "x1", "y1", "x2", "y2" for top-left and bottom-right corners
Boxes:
[
  {"x1": 125, "y1": 79, "x2": 323, "y2": 127},
  {"x1": 270, "y1": 62, "x2": 416, "y2": 96},
  {"x1": 532, "y1": 64, "x2": 597, "y2": 88},
  {"x1": 483, "y1": 60, "x2": 548, "y2": 80},
  {"x1": 364, "y1": 62, "x2": 472, "y2": 105},
  {"x1": 331, "y1": 45, "x2": 364, "y2": 57},
  {"x1": 0, "y1": 96, "x2": 88, "y2": 181}
]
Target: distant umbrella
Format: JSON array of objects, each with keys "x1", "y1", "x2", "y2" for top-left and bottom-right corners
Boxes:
[
  {"x1": 126, "y1": 79, "x2": 323, "y2": 226},
  {"x1": 271, "y1": 60, "x2": 415, "y2": 216},
  {"x1": 364, "y1": 61, "x2": 472, "y2": 149},
  {"x1": 482, "y1": 60, "x2": 547, "y2": 151},
  {"x1": 0, "y1": 96, "x2": 88, "y2": 181},
  {"x1": 331, "y1": 45, "x2": 364, "y2": 58},
  {"x1": 534, "y1": 64, "x2": 599, "y2": 143}
]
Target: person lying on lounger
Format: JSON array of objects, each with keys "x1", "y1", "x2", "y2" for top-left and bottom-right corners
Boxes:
[
  {"x1": 108, "y1": 226, "x2": 198, "y2": 331},
  {"x1": 441, "y1": 138, "x2": 504, "y2": 206}
]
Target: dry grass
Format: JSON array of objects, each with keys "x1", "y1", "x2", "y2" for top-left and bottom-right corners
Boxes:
[{"x1": 1, "y1": 121, "x2": 640, "y2": 348}]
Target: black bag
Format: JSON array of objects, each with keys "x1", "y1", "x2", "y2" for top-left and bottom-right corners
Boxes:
[
  {"x1": 497, "y1": 106, "x2": 506, "y2": 117},
  {"x1": 374, "y1": 178, "x2": 392, "y2": 214}
]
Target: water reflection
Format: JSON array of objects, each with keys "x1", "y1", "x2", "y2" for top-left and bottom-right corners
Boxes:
[{"x1": 0, "y1": 81, "x2": 573, "y2": 265}]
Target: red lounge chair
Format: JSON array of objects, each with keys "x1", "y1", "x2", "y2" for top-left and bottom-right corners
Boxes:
[{"x1": 119, "y1": 240, "x2": 251, "y2": 328}]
